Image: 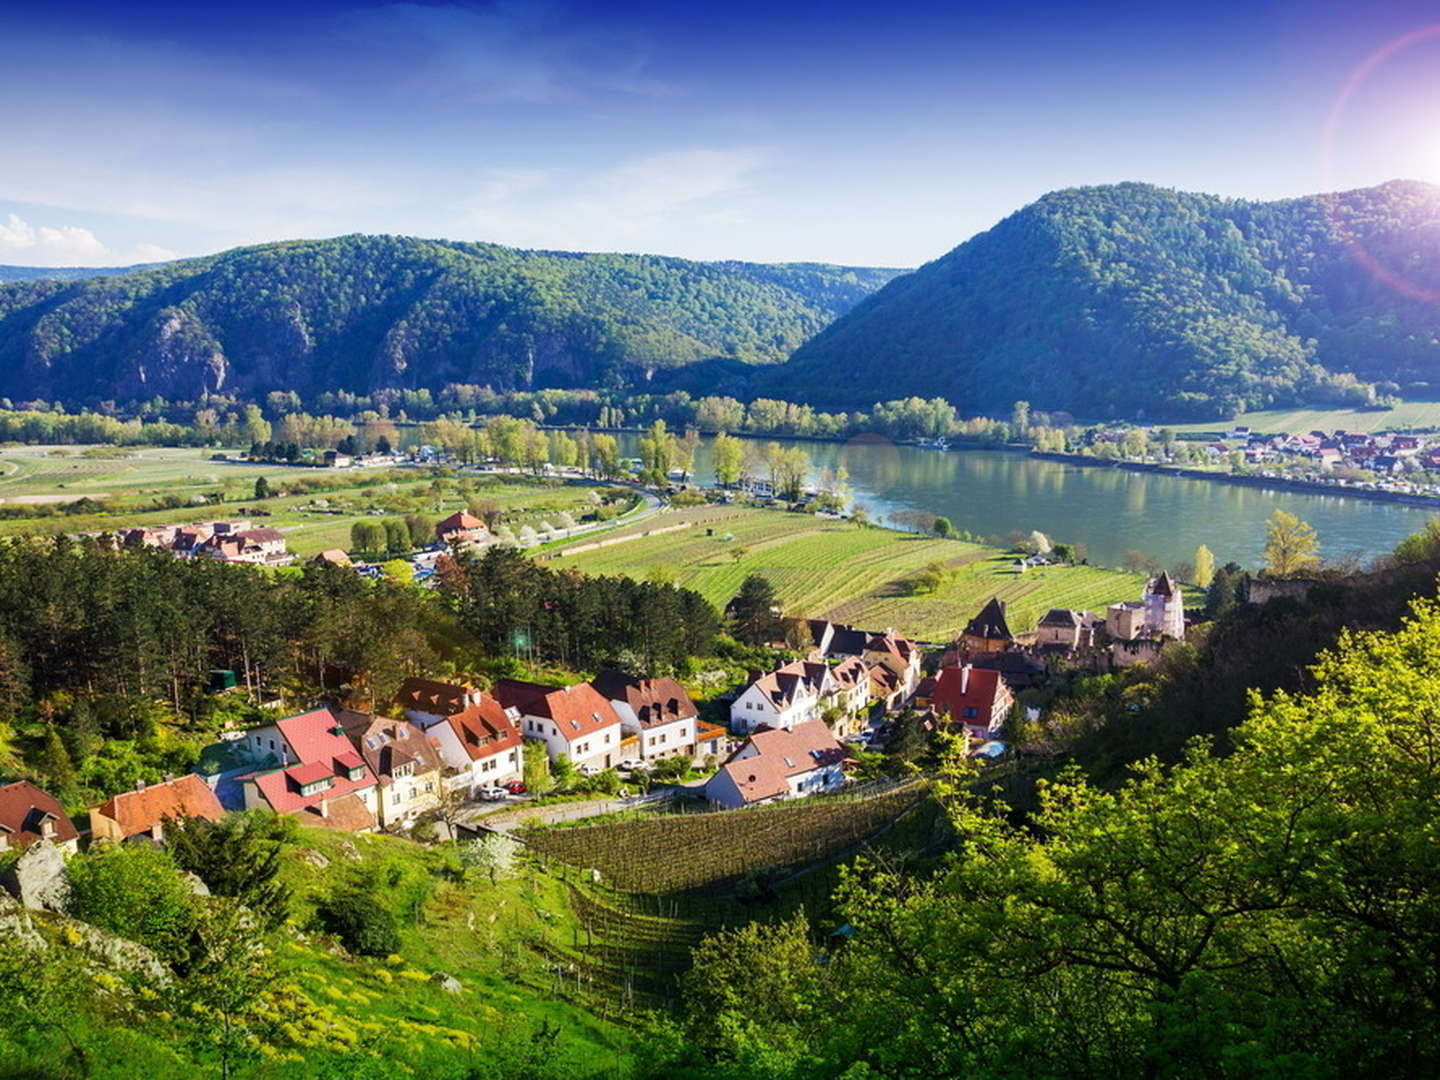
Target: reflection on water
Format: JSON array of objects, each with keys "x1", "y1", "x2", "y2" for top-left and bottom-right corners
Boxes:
[{"x1": 617, "y1": 433, "x2": 1436, "y2": 568}]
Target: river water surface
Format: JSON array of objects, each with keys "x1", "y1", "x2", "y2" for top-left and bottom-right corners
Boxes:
[{"x1": 616, "y1": 433, "x2": 1435, "y2": 569}]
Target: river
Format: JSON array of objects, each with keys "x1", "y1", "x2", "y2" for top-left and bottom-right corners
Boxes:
[{"x1": 615, "y1": 433, "x2": 1435, "y2": 569}]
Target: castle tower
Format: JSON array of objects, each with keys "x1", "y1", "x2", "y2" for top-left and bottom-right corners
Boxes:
[{"x1": 1144, "y1": 572, "x2": 1185, "y2": 640}]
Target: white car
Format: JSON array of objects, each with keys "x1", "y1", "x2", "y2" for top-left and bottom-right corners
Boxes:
[
  {"x1": 617, "y1": 758, "x2": 645, "y2": 773},
  {"x1": 477, "y1": 785, "x2": 509, "y2": 801}
]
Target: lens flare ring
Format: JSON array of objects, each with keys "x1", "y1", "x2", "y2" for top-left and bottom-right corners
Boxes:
[{"x1": 1320, "y1": 23, "x2": 1440, "y2": 304}]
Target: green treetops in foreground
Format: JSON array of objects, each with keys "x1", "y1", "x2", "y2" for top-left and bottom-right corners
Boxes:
[{"x1": 670, "y1": 594, "x2": 1440, "y2": 1079}]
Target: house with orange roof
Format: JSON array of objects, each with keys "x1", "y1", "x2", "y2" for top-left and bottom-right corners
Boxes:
[
  {"x1": 494, "y1": 679, "x2": 623, "y2": 771},
  {"x1": 396, "y1": 677, "x2": 487, "y2": 727},
  {"x1": 89, "y1": 773, "x2": 225, "y2": 843},
  {"x1": 591, "y1": 671, "x2": 700, "y2": 761},
  {"x1": 704, "y1": 720, "x2": 847, "y2": 809},
  {"x1": 236, "y1": 708, "x2": 380, "y2": 831},
  {"x1": 417, "y1": 695, "x2": 525, "y2": 794},
  {"x1": 435, "y1": 511, "x2": 489, "y2": 546}
]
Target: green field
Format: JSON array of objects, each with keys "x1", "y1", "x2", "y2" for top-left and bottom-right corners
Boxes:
[
  {"x1": 0, "y1": 446, "x2": 614, "y2": 558},
  {"x1": 553, "y1": 506, "x2": 1151, "y2": 640},
  {"x1": 1168, "y1": 400, "x2": 1440, "y2": 437}
]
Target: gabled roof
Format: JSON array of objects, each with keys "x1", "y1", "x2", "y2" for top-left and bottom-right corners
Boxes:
[
  {"x1": 443, "y1": 697, "x2": 523, "y2": 762},
  {"x1": 336, "y1": 711, "x2": 443, "y2": 780},
  {"x1": 591, "y1": 671, "x2": 698, "y2": 727},
  {"x1": 311, "y1": 548, "x2": 352, "y2": 567},
  {"x1": 0, "y1": 781, "x2": 78, "y2": 849},
  {"x1": 716, "y1": 720, "x2": 845, "y2": 804},
  {"x1": 932, "y1": 665, "x2": 1009, "y2": 726},
  {"x1": 806, "y1": 619, "x2": 870, "y2": 658},
  {"x1": 493, "y1": 679, "x2": 620, "y2": 738},
  {"x1": 1148, "y1": 572, "x2": 1178, "y2": 598},
  {"x1": 247, "y1": 708, "x2": 378, "y2": 816},
  {"x1": 396, "y1": 677, "x2": 474, "y2": 716},
  {"x1": 1038, "y1": 608, "x2": 1085, "y2": 627},
  {"x1": 237, "y1": 527, "x2": 285, "y2": 544},
  {"x1": 963, "y1": 598, "x2": 1013, "y2": 641},
  {"x1": 745, "y1": 660, "x2": 833, "y2": 710},
  {"x1": 90, "y1": 774, "x2": 224, "y2": 839}
]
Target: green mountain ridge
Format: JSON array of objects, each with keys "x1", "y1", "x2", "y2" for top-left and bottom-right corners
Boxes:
[
  {"x1": 0, "y1": 235, "x2": 901, "y2": 405},
  {"x1": 760, "y1": 179, "x2": 1440, "y2": 419}
]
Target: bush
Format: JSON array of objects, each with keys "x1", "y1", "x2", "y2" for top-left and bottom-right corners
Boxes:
[
  {"x1": 315, "y1": 889, "x2": 402, "y2": 957},
  {"x1": 66, "y1": 844, "x2": 198, "y2": 962}
]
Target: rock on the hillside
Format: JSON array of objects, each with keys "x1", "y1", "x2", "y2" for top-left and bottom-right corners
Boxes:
[
  {"x1": 339, "y1": 841, "x2": 361, "y2": 861},
  {"x1": 67, "y1": 919, "x2": 172, "y2": 985},
  {"x1": 432, "y1": 972, "x2": 462, "y2": 994},
  {"x1": 180, "y1": 871, "x2": 211, "y2": 897},
  {"x1": 0, "y1": 894, "x2": 46, "y2": 951},
  {"x1": 297, "y1": 848, "x2": 330, "y2": 868},
  {"x1": 0, "y1": 839, "x2": 71, "y2": 911}
]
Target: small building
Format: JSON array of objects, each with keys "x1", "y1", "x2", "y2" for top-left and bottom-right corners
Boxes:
[
  {"x1": 337, "y1": 711, "x2": 445, "y2": 827},
  {"x1": 592, "y1": 671, "x2": 700, "y2": 761},
  {"x1": 435, "y1": 511, "x2": 489, "y2": 547},
  {"x1": 311, "y1": 548, "x2": 353, "y2": 568},
  {"x1": 961, "y1": 597, "x2": 1014, "y2": 653},
  {"x1": 0, "y1": 781, "x2": 79, "y2": 854},
  {"x1": 1036, "y1": 608, "x2": 1094, "y2": 649},
  {"x1": 494, "y1": 679, "x2": 624, "y2": 772},
  {"x1": 423, "y1": 695, "x2": 525, "y2": 794},
  {"x1": 933, "y1": 664, "x2": 1014, "y2": 739},
  {"x1": 705, "y1": 720, "x2": 847, "y2": 809},
  {"x1": 89, "y1": 774, "x2": 225, "y2": 844}
]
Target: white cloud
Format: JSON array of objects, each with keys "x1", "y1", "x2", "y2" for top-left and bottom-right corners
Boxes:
[
  {"x1": 0, "y1": 214, "x2": 177, "y2": 268},
  {"x1": 460, "y1": 147, "x2": 768, "y2": 254}
]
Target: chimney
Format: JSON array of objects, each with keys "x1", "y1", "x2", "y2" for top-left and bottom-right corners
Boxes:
[{"x1": 135, "y1": 779, "x2": 147, "y2": 792}]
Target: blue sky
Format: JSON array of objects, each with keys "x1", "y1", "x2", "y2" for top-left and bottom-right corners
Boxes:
[{"x1": 4, "y1": 0, "x2": 1440, "y2": 267}]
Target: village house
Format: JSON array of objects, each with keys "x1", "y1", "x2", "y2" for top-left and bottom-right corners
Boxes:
[
  {"x1": 704, "y1": 720, "x2": 848, "y2": 809},
  {"x1": 863, "y1": 630, "x2": 922, "y2": 698},
  {"x1": 311, "y1": 548, "x2": 352, "y2": 567},
  {"x1": 933, "y1": 664, "x2": 1015, "y2": 738},
  {"x1": 494, "y1": 679, "x2": 623, "y2": 772},
  {"x1": 237, "y1": 709, "x2": 381, "y2": 831},
  {"x1": 89, "y1": 773, "x2": 225, "y2": 844},
  {"x1": 336, "y1": 711, "x2": 445, "y2": 827},
  {"x1": 592, "y1": 671, "x2": 700, "y2": 761},
  {"x1": 435, "y1": 511, "x2": 489, "y2": 547},
  {"x1": 201, "y1": 526, "x2": 293, "y2": 566},
  {"x1": 0, "y1": 781, "x2": 78, "y2": 854},
  {"x1": 961, "y1": 597, "x2": 1015, "y2": 653},
  {"x1": 730, "y1": 659, "x2": 852, "y2": 734},
  {"x1": 1035, "y1": 607, "x2": 1103, "y2": 649},
  {"x1": 396, "y1": 677, "x2": 487, "y2": 727},
  {"x1": 418, "y1": 695, "x2": 525, "y2": 793}
]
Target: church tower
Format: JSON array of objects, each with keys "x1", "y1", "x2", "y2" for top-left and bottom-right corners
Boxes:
[{"x1": 1144, "y1": 572, "x2": 1185, "y2": 640}]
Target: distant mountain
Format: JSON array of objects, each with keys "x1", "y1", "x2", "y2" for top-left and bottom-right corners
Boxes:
[
  {"x1": 0, "y1": 235, "x2": 900, "y2": 405},
  {"x1": 0, "y1": 262, "x2": 163, "y2": 284},
  {"x1": 759, "y1": 181, "x2": 1440, "y2": 420}
]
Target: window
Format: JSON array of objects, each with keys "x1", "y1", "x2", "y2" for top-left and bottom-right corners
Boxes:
[
  {"x1": 963, "y1": 707, "x2": 978, "y2": 719},
  {"x1": 391, "y1": 791, "x2": 401, "y2": 805}
]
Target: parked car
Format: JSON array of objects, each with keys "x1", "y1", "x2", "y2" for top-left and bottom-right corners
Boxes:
[
  {"x1": 503, "y1": 780, "x2": 527, "y2": 795},
  {"x1": 617, "y1": 758, "x2": 645, "y2": 773},
  {"x1": 477, "y1": 786, "x2": 508, "y2": 801}
]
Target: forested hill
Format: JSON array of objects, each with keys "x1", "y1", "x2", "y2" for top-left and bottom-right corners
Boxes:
[
  {"x1": 0, "y1": 236, "x2": 900, "y2": 404},
  {"x1": 0, "y1": 262, "x2": 162, "y2": 284},
  {"x1": 760, "y1": 180, "x2": 1440, "y2": 419}
]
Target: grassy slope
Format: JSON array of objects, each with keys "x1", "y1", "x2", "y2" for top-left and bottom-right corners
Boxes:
[
  {"x1": 553, "y1": 506, "x2": 1150, "y2": 639},
  {"x1": 1167, "y1": 400, "x2": 1440, "y2": 436},
  {"x1": 0, "y1": 447, "x2": 610, "y2": 558}
]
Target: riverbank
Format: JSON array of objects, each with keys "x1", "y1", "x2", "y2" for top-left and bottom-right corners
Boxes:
[{"x1": 1028, "y1": 451, "x2": 1440, "y2": 511}]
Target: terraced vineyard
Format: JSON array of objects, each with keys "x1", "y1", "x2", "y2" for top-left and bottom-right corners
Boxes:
[
  {"x1": 553, "y1": 506, "x2": 1150, "y2": 638},
  {"x1": 519, "y1": 782, "x2": 933, "y2": 894}
]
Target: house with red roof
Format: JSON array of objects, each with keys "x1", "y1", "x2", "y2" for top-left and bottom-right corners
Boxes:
[
  {"x1": 89, "y1": 774, "x2": 225, "y2": 844},
  {"x1": 336, "y1": 711, "x2": 446, "y2": 827},
  {"x1": 704, "y1": 720, "x2": 847, "y2": 809},
  {"x1": 591, "y1": 671, "x2": 700, "y2": 761},
  {"x1": 435, "y1": 511, "x2": 489, "y2": 546},
  {"x1": 420, "y1": 695, "x2": 525, "y2": 794},
  {"x1": 0, "y1": 781, "x2": 78, "y2": 854},
  {"x1": 237, "y1": 709, "x2": 380, "y2": 831},
  {"x1": 494, "y1": 679, "x2": 623, "y2": 771},
  {"x1": 933, "y1": 664, "x2": 1014, "y2": 738}
]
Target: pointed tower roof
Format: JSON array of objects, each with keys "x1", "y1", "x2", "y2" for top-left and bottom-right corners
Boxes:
[
  {"x1": 1148, "y1": 572, "x2": 1178, "y2": 598},
  {"x1": 963, "y1": 597, "x2": 1013, "y2": 641}
]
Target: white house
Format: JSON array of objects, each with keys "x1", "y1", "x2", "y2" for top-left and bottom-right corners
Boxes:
[
  {"x1": 730, "y1": 660, "x2": 838, "y2": 733},
  {"x1": 705, "y1": 721, "x2": 847, "y2": 808},
  {"x1": 493, "y1": 679, "x2": 623, "y2": 772},
  {"x1": 423, "y1": 696, "x2": 525, "y2": 794},
  {"x1": 591, "y1": 671, "x2": 699, "y2": 761}
]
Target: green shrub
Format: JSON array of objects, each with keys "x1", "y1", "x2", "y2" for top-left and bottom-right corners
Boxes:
[
  {"x1": 314, "y1": 889, "x2": 402, "y2": 957},
  {"x1": 66, "y1": 844, "x2": 198, "y2": 962}
]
